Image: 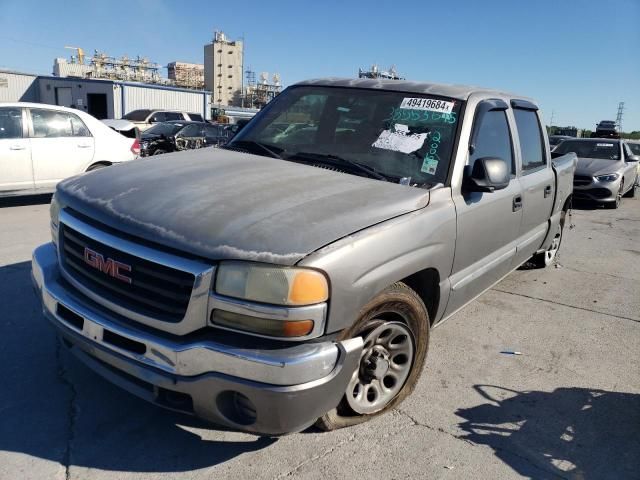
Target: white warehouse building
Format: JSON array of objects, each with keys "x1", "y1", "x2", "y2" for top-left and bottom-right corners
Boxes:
[{"x1": 0, "y1": 69, "x2": 213, "y2": 120}]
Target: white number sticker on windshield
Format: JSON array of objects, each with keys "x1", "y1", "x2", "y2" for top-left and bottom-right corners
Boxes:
[
  {"x1": 400, "y1": 97, "x2": 454, "y2": 114},
  {"x1": 596, "y1": 143, "x2": 614, "y2": 147},
  {"x1": 372, "y1": 124, "x2": 429, "y2": 154}
]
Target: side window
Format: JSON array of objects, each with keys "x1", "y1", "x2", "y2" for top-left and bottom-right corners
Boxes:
[
  {"x1": 188, "y1": 113, "x2": 204, "y2": 122},
  {"x1": 164, "y1": 112, "x2": 183, "y2": 121},
  {"x1": 150, "y1": 112, "x2": 166, "y2": 122},
  {"x1": 470, "y1": 110, "x2": 514, "y2": 173},
  {"x1": 514, "y1": 109, "x2": 546, "y2": 172},
  {"x1": 0, "y1": 108, "x2": 23, "y2": 139},
  {"x1": 30, "y1": 109, "x2": 91, "y2": 138}
]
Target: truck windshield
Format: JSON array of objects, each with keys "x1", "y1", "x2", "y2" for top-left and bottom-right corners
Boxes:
[
  {"x1": 554, "y1": 140, "x2": 620, "y2": 160},
  {"x1": 230, "y1": 86, "x2": 462, "y2": 186}
]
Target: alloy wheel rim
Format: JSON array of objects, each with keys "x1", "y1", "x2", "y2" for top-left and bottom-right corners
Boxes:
[{"x1": 346, "y1": 321, "x2": 415, "y2": 415}]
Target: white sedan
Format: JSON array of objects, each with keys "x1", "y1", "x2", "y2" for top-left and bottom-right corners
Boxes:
[{"x1": 0, "y1": 103, "x2": 140, "y2": 197}]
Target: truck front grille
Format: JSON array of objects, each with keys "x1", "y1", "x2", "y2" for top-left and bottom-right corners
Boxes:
[{"x1": 60, "y1": 224, "x2": 195, "y2": 322}]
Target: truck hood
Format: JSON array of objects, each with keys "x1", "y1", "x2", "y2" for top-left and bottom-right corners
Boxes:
[
  {"x1": 57, "y1": 149, "x2": 430, "y2": 265},
  {"x1": 575, "y1": 157, "x2": 623, "y2": 177}
]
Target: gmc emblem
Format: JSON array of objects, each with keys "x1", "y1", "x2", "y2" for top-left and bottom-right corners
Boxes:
[{"x1": 83, "y1": 247, "x2": 132, "y2": 284}]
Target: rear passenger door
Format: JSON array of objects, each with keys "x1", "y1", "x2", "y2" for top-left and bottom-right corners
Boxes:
[
  {"x1": 447, "y1": 100, "x2": 523, "y2": 316},
  {"x1": 0, "y1": 107, "x2": 33, "y2": 192},
  {"x1": 510, "y1": 102, "x2": 555, "y2": 266},
  {"x1": 28, "y1": 108, "x2": 95, "y2": 189}
]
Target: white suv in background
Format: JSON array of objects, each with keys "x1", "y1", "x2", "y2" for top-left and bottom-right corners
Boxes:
[
  {"x1": 0, "y1": 103, "x2": 139, "y2": 197},
  {"x1": 120, "y1": 109, "x2": 204, "y2": 132}
]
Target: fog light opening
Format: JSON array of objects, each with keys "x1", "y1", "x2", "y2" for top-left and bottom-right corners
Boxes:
[{"x1": 216, "y1": 391, "x2": 257, "y2": 426}]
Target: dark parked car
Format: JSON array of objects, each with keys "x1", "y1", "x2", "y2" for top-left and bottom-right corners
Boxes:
[
  {"x1": 140, "y1": 121, "x2": 230, "y2": 156},
  {"x1": 549, "y1": 135, "x2": 573, "y2": 149}
]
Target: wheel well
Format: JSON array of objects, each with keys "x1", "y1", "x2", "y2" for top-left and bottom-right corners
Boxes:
[
  {"x1": 400, "y1": 268, "x2": 440, "y2": 324},
  {"x1": 562, "y1": 195, "x2": 572, "y2": 212},
  {"x1": 86, "y1": 161, "x2": 111, "y2": 171}
]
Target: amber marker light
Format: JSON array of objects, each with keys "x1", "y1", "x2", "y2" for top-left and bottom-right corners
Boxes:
[{"x1": 288, "y1": 270, "x2": 329, "y2": 305}]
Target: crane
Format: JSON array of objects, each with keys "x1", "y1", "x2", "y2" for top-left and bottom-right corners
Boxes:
[{"x1": 64, "y1": 46, "x2": 85, "y2": 65}]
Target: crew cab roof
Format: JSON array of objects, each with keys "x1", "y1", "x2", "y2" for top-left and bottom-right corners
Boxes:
[{"x1": 294, "y1": 77, "x2": 528, "y2": 103}]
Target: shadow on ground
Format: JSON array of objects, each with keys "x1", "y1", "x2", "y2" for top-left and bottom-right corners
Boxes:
[
  {"x1": 570, "y1": 199, "x2": 609, "y2": 211},
  {"x1": 457, "y1": 385, "x2": 640, "y2": 479},
  {"x1": 0, "y1": 193, "x2": 52, "y2": 208},
  {"x1": 0, "y1": 261, "x2": 276, "y2": 475}
]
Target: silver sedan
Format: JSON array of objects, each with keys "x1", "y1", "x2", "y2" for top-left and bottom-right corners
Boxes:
[{"x1": 553, "y1": 138, "x2": 639, "y2": 208}]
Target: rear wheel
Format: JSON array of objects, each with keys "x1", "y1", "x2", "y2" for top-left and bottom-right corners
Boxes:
[
  {"x1": 316, "y1": 282, "x2": 429, "y2": 431},
  {"x1": 529, "y1": 212, "x2": 565, "y2": 268}
]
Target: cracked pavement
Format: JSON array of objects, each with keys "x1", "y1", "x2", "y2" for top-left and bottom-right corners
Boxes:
[{"x1": 0, "y1": 194, "x2": 638, "y2": 479}]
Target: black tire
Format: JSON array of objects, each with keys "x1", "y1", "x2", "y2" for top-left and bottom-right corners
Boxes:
[
  {"x1": 605, "y1": 182, "x2": 623, "y2": 209},
  {"x1": 624, "y1": 180, "x2": 636, "y2": 198},
  {"x1": 86, "y1": 163, "x2": 109, "y2": 172},
  {"x1": 528, "y1": 212, "x2": 565, "y2": 268},
  {"x1": 316, "y1": 282, "x2": 430, "y2": 431}
]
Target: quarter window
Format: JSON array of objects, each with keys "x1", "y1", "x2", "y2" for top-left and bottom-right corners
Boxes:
[
  {"x1": 0, "y1": 108, "x2": 23, "y2": 139},
  {"x1": 30, "y1": 109, "x2": 91, "y2": 138},
  {"x1": 514, "y1": 109, "x2": 546, "y2": 172},
  {"x1": 470, "y1": 110, "x2": 514, "y2": 173}
]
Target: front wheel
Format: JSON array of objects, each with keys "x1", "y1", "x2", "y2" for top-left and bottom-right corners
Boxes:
[
  {"x1": 624, "y1": 179, "x2": 636, "y2": 198},
  {"x1": 605, "y1": 181, "x2": 624, "y2": 209},
  {"x1": 316, "y1": 282, "x2": 429, "y2": 431}
]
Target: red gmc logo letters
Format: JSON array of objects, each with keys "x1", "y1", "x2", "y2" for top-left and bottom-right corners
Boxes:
[{"x1": 83, "y1": 247, "x2": 132, "y2": 284}]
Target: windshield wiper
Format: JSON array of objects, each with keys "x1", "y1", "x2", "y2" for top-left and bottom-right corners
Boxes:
[
  {"x1": 289, "y1": 151, "x2": 394, "y2": 182},
  {"x1": 226, "y1": 140, "x2": 283, "y2": 159}
]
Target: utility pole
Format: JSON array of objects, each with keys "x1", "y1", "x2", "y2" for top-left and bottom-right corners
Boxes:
[{"x1": 549, "y1": 110, "x2": 555, "y2": 127}]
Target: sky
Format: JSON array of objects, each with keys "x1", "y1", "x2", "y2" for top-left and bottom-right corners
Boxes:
[{"x1": 0, "y1": 0, "x2": 638, "y2": 130}]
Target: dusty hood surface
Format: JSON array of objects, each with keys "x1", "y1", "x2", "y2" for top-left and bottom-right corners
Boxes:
[
  {"x1": 575, "y1": 157, "x2": 624, "y2": 177},
  {"x1": 57, "y1": 149, "x2": 430, "y2": 265}
]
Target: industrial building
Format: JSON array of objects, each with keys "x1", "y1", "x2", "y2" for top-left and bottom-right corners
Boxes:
[
  {"x1": 168, "y1": 62, "x2": 205, "y2": 89},
  {"x1": 204, "y1": 31, "x2": 243, "y2": 107},
  {"x1": 0, "y1": 69, "x2": 212, "y2": 120}
]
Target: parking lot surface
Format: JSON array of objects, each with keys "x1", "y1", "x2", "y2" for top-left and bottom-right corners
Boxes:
[{"x1": 1, "y1": 194, "x2": 638, "y2": 480}]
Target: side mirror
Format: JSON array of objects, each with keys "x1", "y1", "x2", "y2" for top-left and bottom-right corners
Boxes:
[
  {"x1": 464, "y1": 157, "x2": 510, "y2": 193},
  {"x1": 626, "y1": 154, "x2": 640, "y2": 163}
]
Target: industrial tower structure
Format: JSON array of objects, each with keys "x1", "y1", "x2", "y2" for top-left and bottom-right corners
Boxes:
[
  {"x1": 204, "y1": 31, "x2": 243, "y2": 106},
  {"x1": 616, "y1": 102, "x2": 625, "y2": 132}
]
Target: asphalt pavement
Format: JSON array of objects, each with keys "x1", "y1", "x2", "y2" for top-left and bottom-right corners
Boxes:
[{"x1": 0, "y1": 193, "x2": 638, "y2": 480}]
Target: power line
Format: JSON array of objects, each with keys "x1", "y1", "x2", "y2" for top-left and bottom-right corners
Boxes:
[{"x1": 0, "y1": 35, "x2": 61, "y2": 51}]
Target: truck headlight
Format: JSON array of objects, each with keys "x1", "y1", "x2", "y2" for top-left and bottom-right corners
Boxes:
[
  {"x1": 50, "y1": 193, "x2": 60, "y2": 246},
  {"x1": 596, "y1": 173, "x2": 619, "y2": 182},
  {"x1": 215, "y1": 261, "x2": 329, "y2": 306}
]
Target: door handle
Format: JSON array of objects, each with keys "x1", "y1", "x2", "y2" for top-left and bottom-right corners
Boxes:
[
  {"x1": 513, "y1": 195, "x2": 523, "y2": 212},
  {"x1": 77, "y1": 144, "x2": 92, "y2": 148},
  {"x1": 9, "y1": 145, "x2": 26, "y2": 150},
  {"x1": 544, "y1": 185, "x2": 553, "y2": 198}
]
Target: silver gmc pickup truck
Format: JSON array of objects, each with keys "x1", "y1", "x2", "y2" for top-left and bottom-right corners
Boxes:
[{"x1": 32, "y1": 78, "x2": 576, "y2": 435}]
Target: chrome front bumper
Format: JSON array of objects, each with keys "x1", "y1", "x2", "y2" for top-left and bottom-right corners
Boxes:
[{"x1": 32, "y1": 243, "x2": 362, "y2": 434}]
